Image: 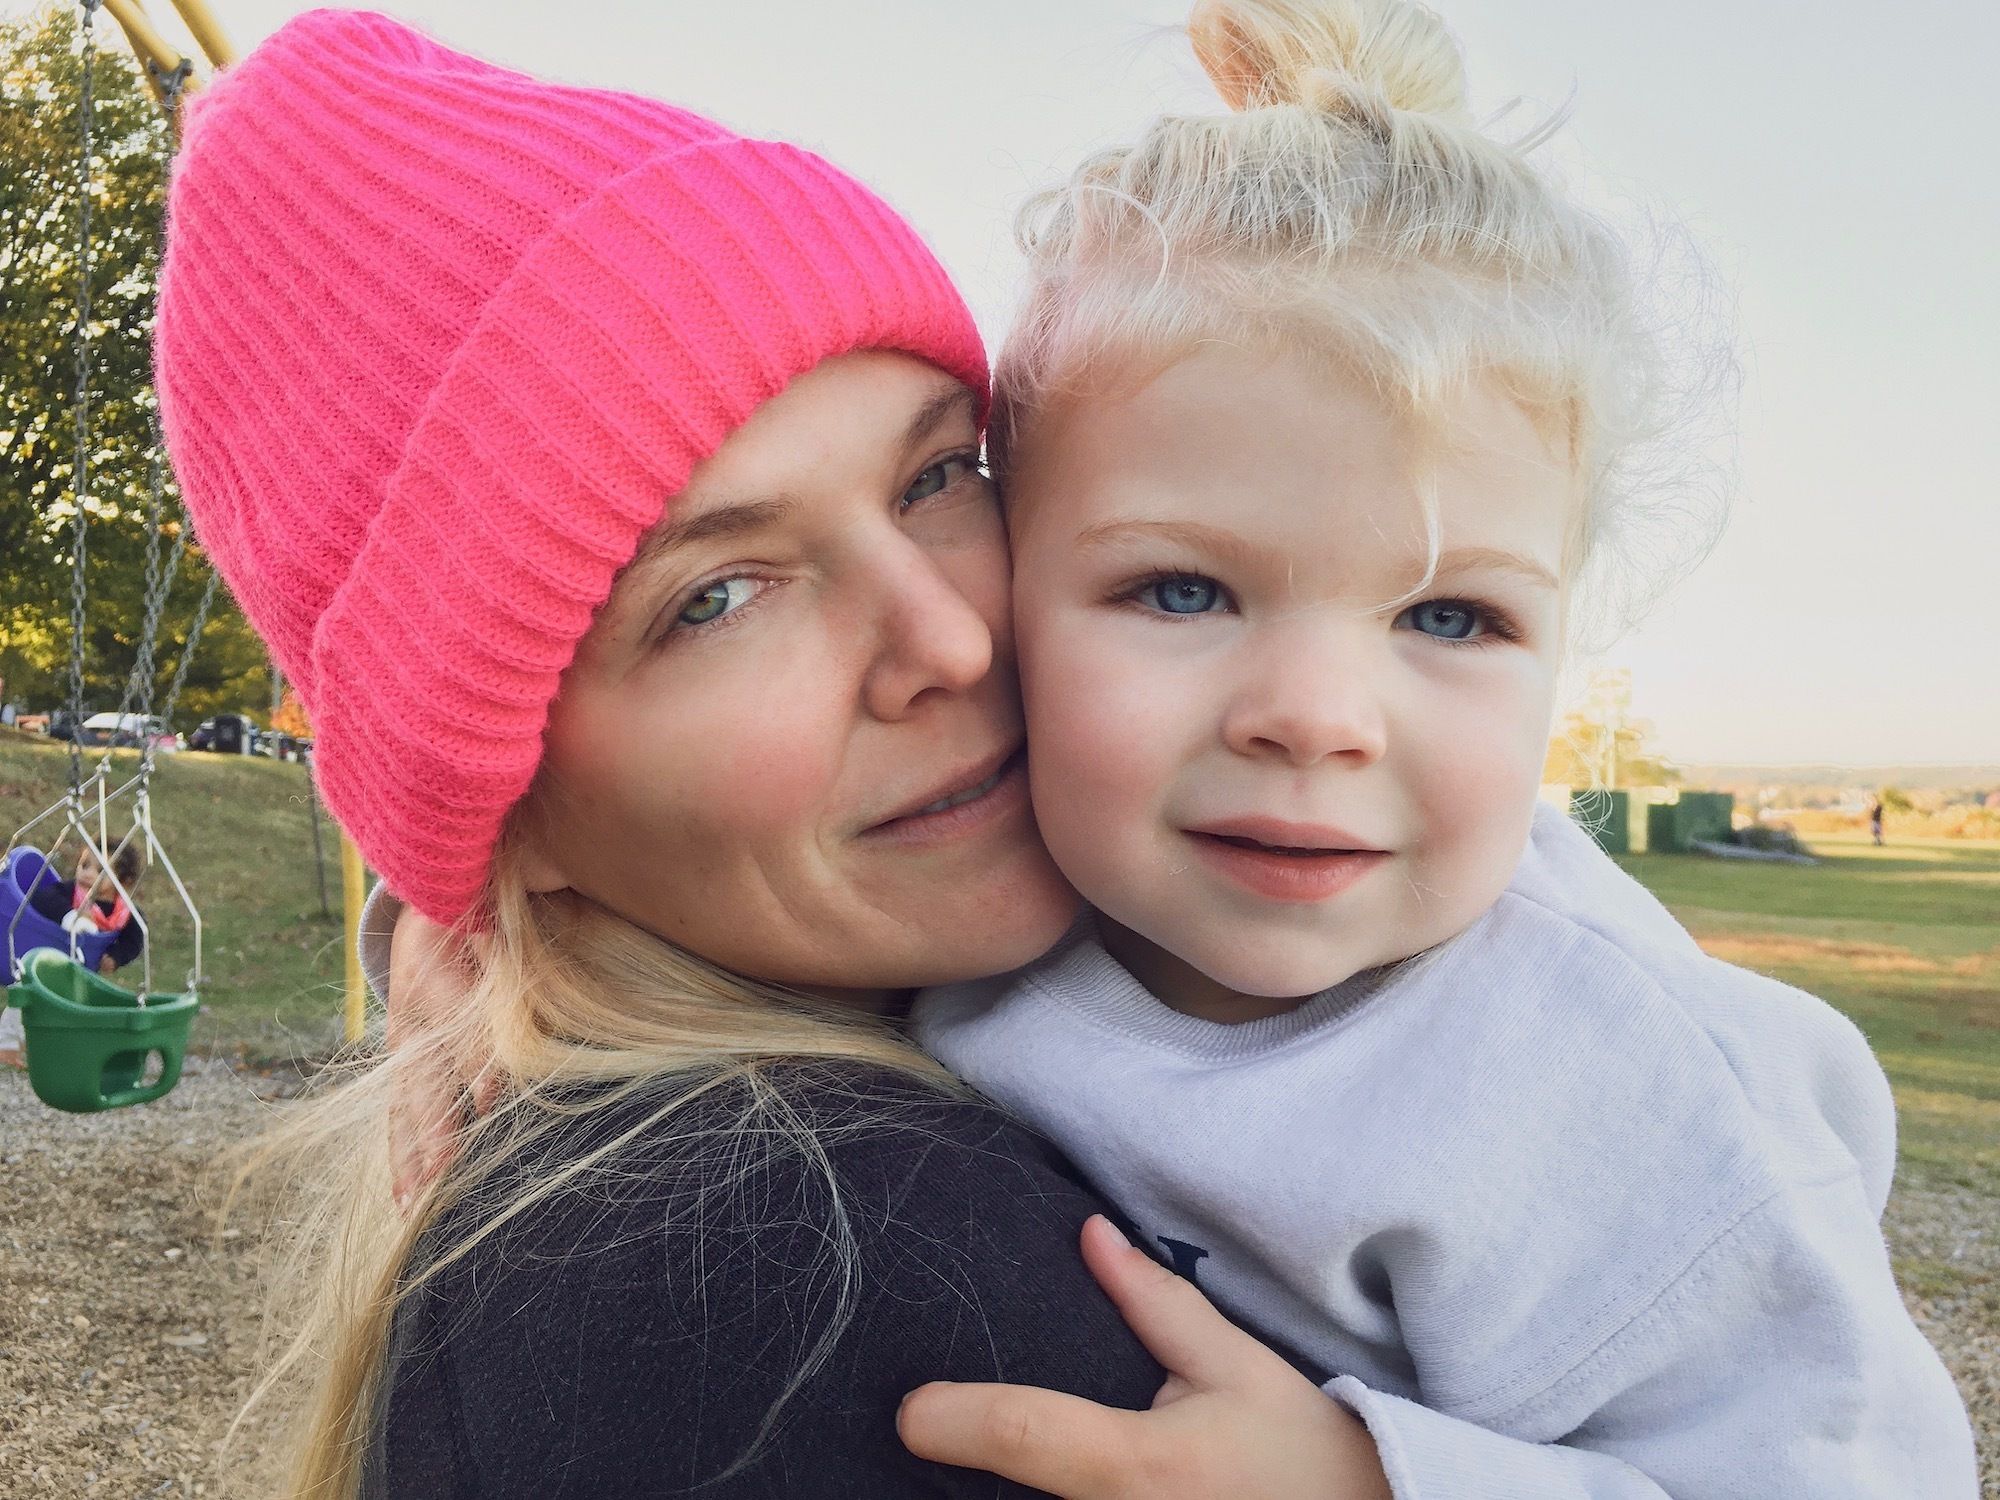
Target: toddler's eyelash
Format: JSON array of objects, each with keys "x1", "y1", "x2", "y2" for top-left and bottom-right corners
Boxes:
[
  {"x1": 1110, "y1": 568, "x2": 1230, "y2": 612},
  {"x1": 1410, "y1": 597, "x2": 1524, "y2": 647}
]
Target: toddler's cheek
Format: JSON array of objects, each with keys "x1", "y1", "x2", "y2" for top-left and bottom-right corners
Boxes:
[{"x1": 1410, "y1": 730, "x2": 1545, "y2": 904}]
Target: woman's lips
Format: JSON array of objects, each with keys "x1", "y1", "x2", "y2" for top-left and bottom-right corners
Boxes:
[
  {"x1": 861, "y1": 748, "x2": 1029, "y2": 846},
  {"x1": 1183, "y1": 827, "x2": 1390, "y2": 903}
]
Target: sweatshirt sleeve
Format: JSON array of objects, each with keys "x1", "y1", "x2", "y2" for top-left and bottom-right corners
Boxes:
[
  {"x1": 1325, "y1": 1169, "x2": 1978, "y2": 1499},
  {"x1": 357, "y1": 880, "x2": 399, "y2": 1004}
]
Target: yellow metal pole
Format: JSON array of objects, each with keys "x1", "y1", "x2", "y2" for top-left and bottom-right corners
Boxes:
[
  {"x1": 165, "y1": 0, "x2": 236, "y2": 66},
  {"x1": 341, "y1": 831, "x2": 367, "y2": 1044},
  {"x1": 98, "y1": 0, "x2": 187, "y2": 84}
]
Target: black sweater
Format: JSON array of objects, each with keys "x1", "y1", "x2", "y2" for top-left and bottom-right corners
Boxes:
[
  {"x1": 26, "y1": 880, "x2": 145, "y2": 970},
  {"x1": 363, "y1": 1066, "x2": 1164, "y2": 1498}
]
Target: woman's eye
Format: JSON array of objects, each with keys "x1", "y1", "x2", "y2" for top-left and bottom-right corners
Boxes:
[
  {"x1": 1398, "y1": 599, "x2": 1487, "y2": 641},
  {"x1": 676, "y1": 577, "x2": 756, "y2": 628},
  {"x1": 902, "y1": 454, "x2": 981, "y2": 508},
  {"x1": 1138, "y1": 575, "x2": 1227, "y2": 616}
]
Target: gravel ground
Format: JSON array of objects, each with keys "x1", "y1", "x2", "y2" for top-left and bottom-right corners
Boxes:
[{"x1": 2, "y1": 1061, "x2": 1995, "y2": 1497}]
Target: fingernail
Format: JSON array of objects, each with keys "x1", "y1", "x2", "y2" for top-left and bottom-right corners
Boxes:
[{"x1": 1092, "y1": 1214, "x2": 1132, "y2": 1249}]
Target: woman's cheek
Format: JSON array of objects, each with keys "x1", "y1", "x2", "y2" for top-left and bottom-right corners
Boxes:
[{"x1": 667, "y1": 676, "x2": 851, "y2": 838}]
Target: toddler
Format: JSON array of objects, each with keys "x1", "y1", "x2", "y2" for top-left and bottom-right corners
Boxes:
[
  {"x1": 32, "y1": 843, "x2": 148, "y2": 976},
  {"x1": 913, "y1": 1, "x2": 1978, "y2": 1493}
]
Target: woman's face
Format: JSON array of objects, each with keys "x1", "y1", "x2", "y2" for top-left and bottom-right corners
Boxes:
[{"x1": 522, "y1": 352, "x2": 1079, "y2": 999}]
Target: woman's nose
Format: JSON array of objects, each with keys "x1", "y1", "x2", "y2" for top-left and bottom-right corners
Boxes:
[
  {"x1": 1221, "y1": 633, "x2": 1388, "y2": 768},
  {"x1": 861, "y1": 547, "x2": 996, "y2": 721}
]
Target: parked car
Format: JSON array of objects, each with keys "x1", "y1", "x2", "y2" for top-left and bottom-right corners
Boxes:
[
  {"x1": 77, "y1": 712, "x2": 179, "y2": 751},
  {"x1": 189, "y1": 713, "x2": 259, "y2": 755}
]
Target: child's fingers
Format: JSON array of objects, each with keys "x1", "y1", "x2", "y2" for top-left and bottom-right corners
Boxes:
[
  {"x1": 899, "y1": 1379, "x2": 1141, "y2": 1498},
  {"x1": 1078, "y1": 1215, "x2": 1270, "y2": 1390}
]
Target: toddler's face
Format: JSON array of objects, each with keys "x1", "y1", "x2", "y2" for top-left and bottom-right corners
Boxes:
[{"x1": 1007, "y1": 344, "x2": 1571, "y2": 1011}]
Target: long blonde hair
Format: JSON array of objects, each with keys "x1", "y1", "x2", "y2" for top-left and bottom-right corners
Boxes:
[
  {"x1": 995, "y1": 0, "x2": 1732, "y2": 637},
  {"x1": 225, "y1": 822, "x2": 954, "y2": 1499}
]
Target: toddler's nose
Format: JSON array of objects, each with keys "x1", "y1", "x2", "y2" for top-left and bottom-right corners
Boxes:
[{"x1": 1221, "y1": 636, "x2": 1388, "y2": 768}]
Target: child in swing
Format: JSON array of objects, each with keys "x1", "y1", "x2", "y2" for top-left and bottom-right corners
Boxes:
[
  {"x1": 900, "y1": 0, "x2": 1978, "y2": 1493},
  {"x1": 31, "y1": 843, "x2": 148, "y2": 977},
  {"x1": 0, "y1": 844, "x2": 146, "y2": 1069}
]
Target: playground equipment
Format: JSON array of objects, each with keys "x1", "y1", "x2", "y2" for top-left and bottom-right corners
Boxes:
[
  {"x1": 5, "y1": 3, "x2": 387, "y2": 1111},
  {"x1": 2, "y1": 847, "x2": 120, "y2": 977},
  {"x1": 7, "y1": 947, "x2": 198, "y2": 1112},
  {"x1": 2, "y1": 1, "x2": 220, "y2": 1112}
]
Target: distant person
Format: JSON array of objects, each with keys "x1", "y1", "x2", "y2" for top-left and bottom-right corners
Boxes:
[
  {"x1": 0, "y1": 701, "x2": 16, "y2": 727},
  {"x1": 1870, "y1": 797, "x2": 1886, "y2": 846},
  {"x1": 28, "y1": 844, "x2": 147, "y2": 976}
]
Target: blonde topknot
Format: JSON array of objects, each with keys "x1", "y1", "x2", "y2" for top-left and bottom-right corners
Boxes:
[{"x1": 1190, "y1": 0, "x2": 1470, "y2": 121}]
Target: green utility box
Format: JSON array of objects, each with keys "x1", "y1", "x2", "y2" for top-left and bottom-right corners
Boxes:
[{"x1": 1646, "y1": 792, "x2": 1736, "y2": 853}]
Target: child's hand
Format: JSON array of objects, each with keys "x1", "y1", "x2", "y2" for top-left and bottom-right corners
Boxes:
[
  {"x1": 60, "y1": 907, "x2": 103, "y2": 935},
  {"x1": 898, "y1": 1215, "x2": 1391, "y2": 1500},
  {"x1": 386, "y1": 905, "x2": 500, "y2": 1209}
]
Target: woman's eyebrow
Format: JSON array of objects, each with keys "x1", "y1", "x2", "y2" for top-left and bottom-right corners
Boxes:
[
  {"x1": 629, "y1": 497, "x2": 798, "y2": 573},
  {"x1": 902, "y1": 384, "x2": 977, "y2": 452}
]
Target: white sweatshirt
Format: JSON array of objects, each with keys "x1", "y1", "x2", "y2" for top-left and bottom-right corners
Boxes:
[{"x1": 913, "y1": 803, "x2": 1979, "y2": 1499}]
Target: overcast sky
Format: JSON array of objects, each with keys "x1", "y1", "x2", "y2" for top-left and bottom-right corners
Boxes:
[{"x1": 27, "y1": 0, "x2": 1998, "y2": 766}]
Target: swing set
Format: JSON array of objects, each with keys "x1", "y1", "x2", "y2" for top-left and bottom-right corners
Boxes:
[{"x1": 3, "y1": 0, "x2": 367, "y2": 1113}]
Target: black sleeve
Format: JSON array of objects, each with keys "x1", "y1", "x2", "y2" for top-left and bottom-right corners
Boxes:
[
  {"x1": 104, "y1": 912, "x2": 145, "y2": 970},
  {"x1": 371, "y1": 1071, "x2": 1164, "y2": 1499}
]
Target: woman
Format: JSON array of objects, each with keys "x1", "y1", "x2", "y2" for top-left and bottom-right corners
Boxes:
[{"x1": 159, "y1": 11, "x2": 1357, "y2": 1498}]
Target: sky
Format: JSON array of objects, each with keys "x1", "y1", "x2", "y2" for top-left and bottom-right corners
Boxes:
[{"x1": 23, "y1": 0, "x2": 1999, "y2": 766}]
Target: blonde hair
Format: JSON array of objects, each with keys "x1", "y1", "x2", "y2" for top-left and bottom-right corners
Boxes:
[
  {"x1": 225, "y1": 822, "x2": 953, "y2": 1498},
  {"x1": 995, "y1": 0, "x2": 1732, "y2": 636}
]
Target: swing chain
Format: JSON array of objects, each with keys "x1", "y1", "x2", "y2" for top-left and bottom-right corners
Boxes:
[
  {"x1": 117, "y1": 59, "x2": 197, "y2": 730},
  {"x1": 149, "y1": 572, "x2": 221, "y2": 773},
  {"x1": 65, "y1": 0, "x2": 104, "y2": 795}
]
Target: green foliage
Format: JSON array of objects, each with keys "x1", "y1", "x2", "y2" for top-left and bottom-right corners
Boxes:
[{"x1": 0, "y1": 5, "x2": 268, "y2": 723}]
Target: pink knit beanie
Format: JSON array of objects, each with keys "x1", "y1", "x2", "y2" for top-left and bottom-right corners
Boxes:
[{"x1": 156, "y1": 9, "x2": 988, "y2": 925}]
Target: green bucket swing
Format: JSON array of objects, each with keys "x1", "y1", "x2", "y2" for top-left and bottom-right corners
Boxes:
[
  {"x1": 6, "y1": 947, "x2": 197, "y2": 1113},
  {"x1": 0, "y1": 16, "x2": 209, "y2": 1115}
]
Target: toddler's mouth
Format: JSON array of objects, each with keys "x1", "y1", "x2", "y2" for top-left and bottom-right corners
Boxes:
[
  {"x1": 1185, "y1": 816, "x2": 1386, "y2": 856},
  {"x1": 1182, "y1": 819, "x2": 1390, "y2": 904}
]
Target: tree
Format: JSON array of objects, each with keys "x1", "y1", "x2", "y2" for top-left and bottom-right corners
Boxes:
[
  {"x1": 0, "y1": 4, "x2": 268, "y2": 724},
  {"x1": 1543, "y1": 669, "x2": 1680, "y2": 789}
]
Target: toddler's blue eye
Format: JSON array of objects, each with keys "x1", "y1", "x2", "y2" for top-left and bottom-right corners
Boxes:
[
  {"x1": 1400, "y1": 599, "x2": 1485, "y2": 640},
  {"x1": 1142, "y1": 576, "x2": 1224, "y2": 615},
  {"x1": 678, "y1": 578, "x2": 754, "y2": 627}
]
